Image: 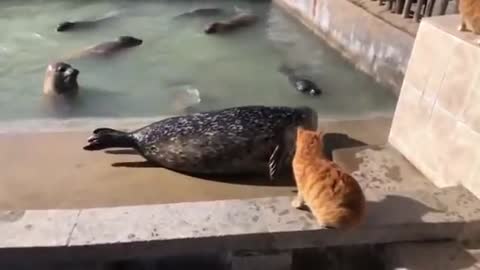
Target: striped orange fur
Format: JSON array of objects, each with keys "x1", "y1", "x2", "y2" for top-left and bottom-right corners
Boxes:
[
  {"x1": 458, "y1": 0, "x2": 480, "y2": 44},
  {"x1": 292, "y1": 127, "x2": 366, "y2": 230}
]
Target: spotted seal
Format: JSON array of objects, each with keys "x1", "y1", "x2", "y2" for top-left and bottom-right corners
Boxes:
[
  {"x1": 83, "y1": 105, "x2": 318, "y2": 180},
  {"x1": 56, "y1": 12, "x2": 119, "y2": 32},
  {"x1": 63, "y1": 36, "x2": 142, "y2": 60},
  {"x1": 173, "y1": 8, "x2": 226, "y2": 19},
  {"x1": 43, "y1": 62, "x2": 80, "y2": 97},
  {"x1": 279, "y1": 65, "x2": 322, "y2": 96},
  {"x1": 204, "y1": 12, "x2": 258, "y2": 34}
]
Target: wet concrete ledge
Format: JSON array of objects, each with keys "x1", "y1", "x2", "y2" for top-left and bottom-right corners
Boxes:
[
  {"x1": 273, "y1": 0, "x2": 414, "y2": 95},
  {"x1": 0, "y1": 117, "x2": 393, "y2": 210},
  {"x1": 0, "y1": 190, "x2": 478, "y2": 263}
]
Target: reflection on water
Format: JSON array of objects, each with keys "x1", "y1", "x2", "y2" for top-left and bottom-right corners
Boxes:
[{"x1": 0, "y1": 0, "x2": 397, "y2": 128}]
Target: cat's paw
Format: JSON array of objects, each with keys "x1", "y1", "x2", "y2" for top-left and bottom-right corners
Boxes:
[
  {"x1": 317, "y1": 222, "x2": 335, "y2": 229},
  {"x1": 458, "y1": 24, "x2": 465, "y2": 31},
  {"x1": 291, "y1": 197, "x2": 303, "y2": 209},
  {"x1": 475, "y1": 38, "x2": 480, "y2": 46}
]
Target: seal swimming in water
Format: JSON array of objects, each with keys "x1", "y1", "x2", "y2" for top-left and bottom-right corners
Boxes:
[
  {"x1": 279, "y1": 65, "x2": 322, "y2": 96},
  {"x1": 204, "y1": 12, "x2": 258, "y2": 34},
  {"x1": 173, "y1": 8, "x2": 226, "y2": 19},
  {"x1": 63, "y1": 36, "x2": 142, "y2": 60},
  {"x1": 83, "y1": 105, "x2": 318, "y2": 180},
  {"x1": 56, "y1": 11, "x2": 120, "y2": 32},
  {"x1": 43, "y1": 62, "x2": 80, "y2": 97}
]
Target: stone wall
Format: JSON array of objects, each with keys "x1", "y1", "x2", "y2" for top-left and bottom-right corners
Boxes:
[
  {"x1": 273, "y1": 0, "x2": 414, "y2": 94},
  {"x1": 389, "y1": 15, "x2": 480, "y2": 198}
]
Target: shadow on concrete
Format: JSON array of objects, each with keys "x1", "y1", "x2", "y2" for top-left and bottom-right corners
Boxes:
[
  {"x1": 382, "y1": 241, "x2": 480, "y2": 270},
  {"x1": 106, "y1": 149, "x2": 138, "y2": 155},
  {"x1": 111, "y1": 159, "x2": 296, "y2": 187},
  {"x1": 103, "y1": 132, "x2": 368, "y2": 187},
  {"x1": 365, "y1": 194, "x2": 444, "y2": 225},
  {"x1": 188, "y1": 171, "x2": 295, "y2": 187},
  {"x1": 322, "y1": 132, "x2": 368, "y2": 161},
  {"x1": 104, "y1": 252, "x2": 230, "y2": 270},
  {"x1": 292, "y1": 241, "x2": 479, "y2": 270},
  {"x1": 290, "y1": 193, "x2": 445, "y2": 227},
  {"x1": 292, "y1": 245, "x2": 386, "y2": 270},
  {"x1": 112, "y1": 161, "x2": 158, "y2": 168},
  {"x1": 292, "y1": 194, "x2": 480, "y2": 270}
]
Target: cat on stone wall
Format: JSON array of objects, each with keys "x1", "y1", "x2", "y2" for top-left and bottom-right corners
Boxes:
[
  {"x1": 458, "y1": 0, "x2": 480, "y2": 44},
  {"x1": 291, "y1": 127, "x2": 366, "y2": 229}
]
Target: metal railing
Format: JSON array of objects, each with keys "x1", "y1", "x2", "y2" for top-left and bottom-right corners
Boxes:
[{"x1": 373, "y1": 0, "x2": 458, "y2": 22}]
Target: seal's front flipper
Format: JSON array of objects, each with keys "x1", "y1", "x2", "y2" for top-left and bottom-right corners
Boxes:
[{"x1": 268, "y1": 144, "x2": 288, "y2": 181}]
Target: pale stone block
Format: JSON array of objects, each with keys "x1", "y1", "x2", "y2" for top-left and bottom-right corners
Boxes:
[
  {"x1": 437, "y1": 43, "x2": 480, "y2": 116},
  {"x1": 466, "y1": 165, "x2": 480, "y2": 200},
  {"x1": 461, "y1": 72, "x2": 480, "y2": 133},
  {"x1": 389, "y1": 82, "x2": 430, "y2": 161},
  {"x1": 452, "y1": 125, "x2": 480, "y2": 197},
  {"x1": 423, "y1": 30, "x2": 458, "y2": 101},
  {"x1": 0, "y1": 209, "x2": 79, "y2": 248},
  {"x1": 416, "y1": 104, "x2": 457, "y2": 187},
  {"x1": 403, "y1": 23, "x2": 436, "y2": 93},
  {"x1": 69, "y1": 199, "x2": 269, "y2": 246}
]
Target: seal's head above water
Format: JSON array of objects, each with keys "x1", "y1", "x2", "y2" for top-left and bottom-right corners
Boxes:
[
  {"x1": 43, "y1": 62, "x2": 80, "y2": 96},
  {"x1": 56, "y1": 21, "x2": 75, "y2": 32},
  {"x1": 117, "y1": 36, "x2": 143, "y2": 47}
]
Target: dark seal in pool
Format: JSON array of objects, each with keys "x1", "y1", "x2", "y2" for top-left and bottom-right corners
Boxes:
[
  {"x1": 63, "y1": 36, "x2": 143, "y2": 60},
  {"x1": 83, "y1": 105, "x2": 318, "y2": 180},
  {"x1": 173, "y1": 8, "x2": 226, "y2": 19},
  {"x1": 204, "y1": 12, "x2": 258, "y2": 34},
  {"x1": 56, "y1": 12, "x2": 119, "y2": 32},
  {"x1": 279, "y1": 65, "x2": 322, "y2": 96},
  {"x1": 43, "y1": 62, "x2": 80, "y2": 97}
]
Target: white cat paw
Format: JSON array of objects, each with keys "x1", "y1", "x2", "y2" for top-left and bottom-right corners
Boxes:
[
  {"x1": 291, "y1": 198, "x2": 303, "y2": 209},
  {"x1": 317, "y1": 222, "x2": 334, "y2": 229},
  {"x1": 458, "y1": 24, "x2": 467, "y2": 32},
  {"x1": 475, "y1": 38, "x2": 480, "y2": 46}
]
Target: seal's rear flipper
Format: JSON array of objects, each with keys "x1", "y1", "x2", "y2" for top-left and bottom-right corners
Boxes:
[{"x1": 83, "y1": 128, "x2": 135, "y2": 151}]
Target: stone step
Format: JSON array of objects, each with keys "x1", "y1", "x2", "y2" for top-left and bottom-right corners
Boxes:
[
  {"x1": 332, "y1": 144, "x2": 480, "y2": 243},
  {"x1": 2, "y1": 141, "x2": 480, "y2": 265},
  {"x1": 2, "y1": 136, "x2": 480, "y2": 268}
]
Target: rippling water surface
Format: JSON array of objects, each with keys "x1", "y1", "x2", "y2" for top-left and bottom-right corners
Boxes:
[{"x1": 0, "y1": 0, "x2": 397, "y2": 129}]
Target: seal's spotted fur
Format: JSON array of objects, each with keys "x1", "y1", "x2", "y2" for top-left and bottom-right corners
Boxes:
[{"x1": 84, "y1": 105, "x2": 317, "y2": 179}]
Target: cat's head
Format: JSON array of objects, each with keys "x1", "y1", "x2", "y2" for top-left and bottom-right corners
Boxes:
[{"x1": 296, "y1": 127, "x2": 324, "y2": 152}]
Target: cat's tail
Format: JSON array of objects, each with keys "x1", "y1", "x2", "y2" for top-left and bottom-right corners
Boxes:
[{"x1": 83, "y1": 128, "x2": 136, "y2": 151}]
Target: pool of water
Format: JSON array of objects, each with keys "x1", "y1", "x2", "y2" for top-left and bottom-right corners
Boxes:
[{"x1": 0, "y1": 0, "x2": 397, "y2": 128}]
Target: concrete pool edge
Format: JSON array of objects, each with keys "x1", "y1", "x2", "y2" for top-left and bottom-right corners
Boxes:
[
  {"x1": 0, "y1": 114, "x2": 395, "y2": 134},
  {"x1": 3, "y1": 139, "x2": 480, "y2": 263},
  {"x1": 0, "y1": 190, "x2": 479, "y2": 262},
  {"x1": 273, "y1": 0, "x2": 414, "y2": 95}
]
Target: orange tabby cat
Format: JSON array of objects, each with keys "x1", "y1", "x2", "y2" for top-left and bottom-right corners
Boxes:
[
  {"x1": 458, "y1": 0, "x2": 480, "y2": 44},
  {"x1": 292, "y1": 127, "x2": 366, "y2": 230}
]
